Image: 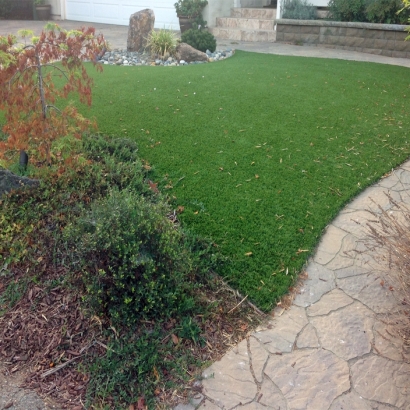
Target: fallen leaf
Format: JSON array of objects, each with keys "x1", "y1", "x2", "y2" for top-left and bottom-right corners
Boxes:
[
  {"x1": 171, "y1": 334, "x2": 179, "y2": 344},
  {"x1": 177, "y1": 206, "x2": 184, "y2": 213},
  {"x1": 255, "y1": 174, "x2": 259, "y2": 179},
  {"x1": 245, "y1": 252, "x2": 253, "y2": 256},
  {"x1": 137, "y1": 397, "x2": 146, "y2": 409}
]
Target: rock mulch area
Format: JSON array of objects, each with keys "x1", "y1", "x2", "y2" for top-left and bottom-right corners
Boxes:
[
  {"x1": 97, "y1": 48, "x2": 234, "y2": 67},
  {"x1": 180, "y1": 161, "x2": 410, "y2": 410}
]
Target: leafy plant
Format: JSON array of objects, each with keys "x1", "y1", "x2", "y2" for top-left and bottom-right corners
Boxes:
[
  {"x1": 64, "y1": 187, "x2": 214, "y2": 325},
  {"x1": 328, "y1": 0, "x2": 370, "y2": 21},
  {"x1": 175, "y1": 0, "x2": 208, "y2": 27},
  {"x1": 180, "y1": 28, "x2": 216, "y2": 52},
  {"x1": 329, "y1": 0, "x2": 408, "y2": 22},
  {"x1": 174, "y1": 0, "x2": 207, "y2": 18},
  {"x1": 145, "y1": 28, "x2": 177, "y2": 58},
  {"x1": 0, "y1": 24, "x2": 107, "y2": 164},
  {"x1": 34, "y1": 0, "x2": 46, "y2": 6},
  {"x1": 282, "y1": 0, "x2": 317, "y2": 20}
]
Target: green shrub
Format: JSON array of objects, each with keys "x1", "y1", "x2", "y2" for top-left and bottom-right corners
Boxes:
[
  {"x1": 145, "y1": 28, "x2": 177, "y2": 57},
  {"x1": 180, "y1": 28, "x2": 216, "y2": 52},
  {"x1": 328, "y1": 0, "x2": 370, "y2": 21},
  {"x1": 366, "y1": 0, "x2": 410, "y2": 24},
  {"x1": 329, "y1": 0, "x2": 408, "y2": 22},
  {"x1": 282, "y1": 0, "x2": 317, "y2": 20},
  {"x1": 0, "y1": 0, "x2": 11, "y2": 19},
  {"x1": 64, "y1": 188, "x2": 212, "y2": 325}
]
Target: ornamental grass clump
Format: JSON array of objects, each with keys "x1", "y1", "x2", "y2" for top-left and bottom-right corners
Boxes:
[{"x1": 145, "y1": 28, "x2": 177, "y2": 58}]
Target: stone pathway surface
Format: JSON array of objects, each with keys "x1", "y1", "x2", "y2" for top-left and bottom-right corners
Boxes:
[{"x1": 176, "y1": 163, "x2": 410, "y2": 410}]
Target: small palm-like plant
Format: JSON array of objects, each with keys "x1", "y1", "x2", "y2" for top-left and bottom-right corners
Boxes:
[{"x1": 145, "y1": 28, "x2": 177, "y2": 58}]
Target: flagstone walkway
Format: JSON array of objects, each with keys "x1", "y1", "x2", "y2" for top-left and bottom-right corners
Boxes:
[{"x1": 178, "y1": 163, "x2": 410, "y2": 409}]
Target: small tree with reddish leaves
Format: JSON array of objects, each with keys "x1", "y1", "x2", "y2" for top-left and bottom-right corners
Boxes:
[{"x1": 0, "y1": 23, "x2": 107, "y2": 165}]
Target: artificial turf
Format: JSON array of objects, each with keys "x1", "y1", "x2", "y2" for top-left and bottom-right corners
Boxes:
[{"x1": 83, "y1": 51, "x2": 410, "y2": 311}]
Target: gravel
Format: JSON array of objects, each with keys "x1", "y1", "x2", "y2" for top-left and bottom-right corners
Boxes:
[{"x1": 97, "y1": 48, "x2": 235, "y2": 66}]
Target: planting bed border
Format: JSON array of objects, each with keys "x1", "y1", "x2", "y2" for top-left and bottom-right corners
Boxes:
[{"x1": 276, "y1": 19, "x2": 410, "y2": 59}]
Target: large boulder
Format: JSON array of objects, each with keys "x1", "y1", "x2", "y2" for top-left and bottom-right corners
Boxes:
[
  {"x1": 127, "y1": 9, "x2": 155, "y2": 52},
  {"x1": 176, "y1": 43, "x2": 208, "y2": 63},
  {"x1": 0, "y1": 169, "x2": 39, "y2": 198}
]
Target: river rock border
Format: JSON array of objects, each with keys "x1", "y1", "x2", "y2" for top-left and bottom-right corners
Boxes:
[
  {"x1": 276, "y1": 19, "x2": 410, "y2": 59},
  {"x1": 97, "y1": 48, "x2": 235, "y2": 67}
]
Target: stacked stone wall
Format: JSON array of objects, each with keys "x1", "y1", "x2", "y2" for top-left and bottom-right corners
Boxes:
[{"x1": 276, "y1": 19, "x2": 410, "y2": 58}]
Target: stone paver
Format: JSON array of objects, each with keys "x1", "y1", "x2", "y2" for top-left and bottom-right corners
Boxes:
[
  {"x1": 1, "y1": 19, "x2": 410, "y2": 410},
  {"x1": 195, "y1": 162, "x2": 410, "y2": 409}
]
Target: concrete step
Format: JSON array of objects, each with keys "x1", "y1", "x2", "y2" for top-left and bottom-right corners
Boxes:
[
  {"x1": 216, "y1": 17, "x2": 275, "y2": 31},
  {"x1": 231, "y1": 7, "x2": 276, "y2": 19},
  {"x1": 210, "y1": 27, "x2": 276, "y2": 43}
]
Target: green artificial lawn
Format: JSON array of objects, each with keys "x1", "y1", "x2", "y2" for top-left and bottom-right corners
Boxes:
[{"x1": 82, "y1": 51, "x2": 410, "y2": 311}]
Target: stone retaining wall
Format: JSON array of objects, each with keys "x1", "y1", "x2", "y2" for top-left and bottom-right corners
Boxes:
[{"x1": 276, "y1": 19, "x2": 410, "y2": 58}]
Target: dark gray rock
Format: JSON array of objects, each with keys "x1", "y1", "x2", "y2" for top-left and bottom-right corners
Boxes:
[
  {"x1": 127, "y1": 9, "x2": 155, "y2": 52},
  {"x1": 176, "y1": 43, "x2": 208, "y2": 63},
  {"x1": 0, "y1": 169, "x2": 39, "y2": 198}
]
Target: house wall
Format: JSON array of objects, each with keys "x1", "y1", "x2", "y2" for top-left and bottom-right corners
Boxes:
[
  {"x1": 46, "y1": 0, "x2": 61, "y2": 19},
  {"x1": 204, "y1": 0, "x2": 234, "y2": 28}
]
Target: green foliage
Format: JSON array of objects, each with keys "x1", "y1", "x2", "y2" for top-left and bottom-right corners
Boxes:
[
  {"x1": 329, "y1": 0, "x2": 409, "y2": 23},
  {"x1": 328, "y1": 0, "x2": 369, "y2": 22},
  {"x1": 180, "y1": 28, "x2": 216, "y2": 52},
  {"x1": 85, "y1": 325, "x2": 204, "y2": 407},
  {"x1": 64, "y1": 188, "x2": 215, "y2": 325},
  {"x1": 366, "y1": 0, "x2": 410, "y2": 24},
  {"x1": 0, "y1": 0, "x2": 11, "y2": 19},
  {"x1": 178, "y1": 316, "x2": 203, "y2": 345},
  {"x1": 175, "y1": 0, "x2": 208, "y2": 27},
  {"x1": 282, "y1": 0, "x2": 317, "y2": 20},
  {"x1": 174, "y1": 0, "x2": 207, "y2": 18},
  {"x1": 145, "y1": 28, "x2": 177, "y2": 57}
]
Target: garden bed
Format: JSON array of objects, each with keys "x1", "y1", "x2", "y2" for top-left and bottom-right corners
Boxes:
[{"x1": 276, "y1": 19, "x2": 410, "y2": 58}]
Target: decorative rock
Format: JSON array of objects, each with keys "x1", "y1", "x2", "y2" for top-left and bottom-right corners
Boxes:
[
  {"x1": 310, "y1": 301, "x2": 374, "y2": 360},
  {"x1": 179, "y1": 59, "x2": 186, "y2": 65},
  {"x1": 253, "y1": 306, "x2": 308, "y2": 353},
  {"x1": 127, "y1": 9, "x2": 155, "y2": 52},
  {"x1": 313, "y1": 225, "x2": 347, "y2": 265},
  {"x1": 0, "y1": 169, "x2": 39, "y2": 198},
  {"x1": 176, "y1": 43, "x2": 208, "y2": 63},
  {"x1": 264, "y1": 349, "x2": 350, "y2": 410},
  {"x1": 307, "y1": 288, "x2": 353, "y2": 317},
  {"x1": 351, "y1": 355, "x2": 410, "y2": 408},
  {"x1": 337, "y1": 272, "x2": 398, "y2": 314},
  {"x1": 296, "y1": 323, "x2": 320, "y2": 348},
  {"x1": 257, "y1": 378, "x2": 287, "y2": 409},
  {"x1": 293, "y1": 262, "x2": 335, "y2": 307},
  {"x1": 201, "y1": 339, "x2": 257, "y2": 408},
  {"x1": 248, "y1": 336, "x2": 269, "y2": 383},
  {"x1": 329, "y1": 390, "x2": 391, "y2": 410}
]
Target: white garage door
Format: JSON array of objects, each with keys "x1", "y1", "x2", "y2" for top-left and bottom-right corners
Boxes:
[{"x1": 66, "y1": 0, "x2": 179, "y2": 29}]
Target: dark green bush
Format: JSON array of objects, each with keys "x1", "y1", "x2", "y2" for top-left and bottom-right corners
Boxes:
[
  {"x1": 181, "y1": 28, "x2": 216, "y2": 52},
  {"x1": 282, "y1": 0, "x2": 317, "y2": 20},
  {"x1": 329, "y1": 0, "x2": 408, "y2": 23},
  {"x1": 366, "y1": 0, "x2": 410, "y2": 24},
  {"x1": 64, "y1": 188, "x2": 214, "y2": 325},
  {"x1": 328, "y1": 0, "x2": 369, "y2": 22}
]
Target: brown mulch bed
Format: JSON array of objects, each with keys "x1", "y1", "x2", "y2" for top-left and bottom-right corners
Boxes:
[{"x1": 0, "y1": 262, "x2": 269, "y2": 409}]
